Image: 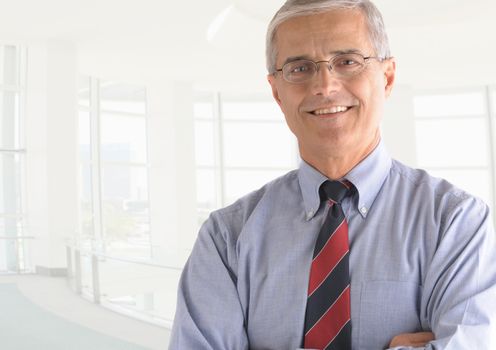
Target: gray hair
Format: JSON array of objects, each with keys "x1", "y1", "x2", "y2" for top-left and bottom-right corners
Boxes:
[{"x1": 266, "y1": 0, "x2": 391, "y2": 73}]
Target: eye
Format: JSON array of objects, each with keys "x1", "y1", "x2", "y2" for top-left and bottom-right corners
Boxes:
[
  {"x1": 285, "y1": 60, "x2": 314, "y2": 75},
  {"x1": 335, "y1": 57, "x2": 360, "y2": 67},
  {"x1": 291, "y1": 65, "x2": 309, "y2": 73},
  {"x1": 332, "y1": 54, "x2": 365, "y2": 75},
  {"x1": 341, "y1": 59, "x2": 357, "y2": 66}
]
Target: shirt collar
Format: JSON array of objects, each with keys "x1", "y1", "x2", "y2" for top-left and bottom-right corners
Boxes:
[{"x1": 297, "y1": 140, "x2": 392, "y2": 220}]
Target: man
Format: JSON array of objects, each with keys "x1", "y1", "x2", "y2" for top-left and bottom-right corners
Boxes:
[{"x1": 170, "y1": 0, "x2": 496, "y2": 349}]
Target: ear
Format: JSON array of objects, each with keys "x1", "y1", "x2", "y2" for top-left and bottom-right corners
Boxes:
[
  {"x1": 267, "y1": 74, "x2": 283, "y2": 108},
  {"x1": 383, "y1": 58, "x2": 396, "y2": 98}
]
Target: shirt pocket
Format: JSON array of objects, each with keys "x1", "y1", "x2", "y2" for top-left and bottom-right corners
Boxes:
[{"x1": 358, "y1": 280, "x2": 422, "y2": 350}]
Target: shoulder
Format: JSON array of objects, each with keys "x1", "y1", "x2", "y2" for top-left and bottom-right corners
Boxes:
[
  {"x1": 203, "y1": 169, "x2": 300, "y2": 241},
  {"x1": 389, "y1": 159, "x2": 489, "y2": 223}
]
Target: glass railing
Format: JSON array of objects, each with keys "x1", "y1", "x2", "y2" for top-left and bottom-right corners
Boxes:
[
  {"x1": 0, "y1": 235, "x2": 35, "y2": 274},
  {"x1": 66, "y1": 243, "x2": 182, "y2": 329}
]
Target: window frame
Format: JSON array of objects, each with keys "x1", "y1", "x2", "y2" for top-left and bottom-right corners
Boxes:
[
  {"x1": 193, "y1": 90, "x2": 299, "y2": 226},
  {"x1": 413, "y1": 86, "x2": 496, "y2": 219},
  {"x1": 77, "y1": 77, "x2": 152, "y2": 258},
  {"x1": 0, "y1": 44, "x2": 29, "y2": 273}
]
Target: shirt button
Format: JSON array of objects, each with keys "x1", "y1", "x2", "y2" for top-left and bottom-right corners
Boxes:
[
  {"x1": 360, "y1": 206, "x2": 368, "y2": 214},
  {"x1": 307, "y1": 210, "x2": 314, "y2": 219}
]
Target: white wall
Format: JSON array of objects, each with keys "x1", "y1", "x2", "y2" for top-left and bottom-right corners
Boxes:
[
  {"x1": 147, "y1": 80, "x2": 197, "y2": 267},
  {"x1": 389, "y1": 19, "x2": 496, "y2": 89},
  {"x1": 25, "y1": 41, "x2": 78, "y2": 272}
]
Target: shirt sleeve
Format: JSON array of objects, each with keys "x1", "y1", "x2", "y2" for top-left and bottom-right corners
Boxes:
[
  {"x1": 388, "y1": 196, "x2": 496, "y2": 349},
  {"x1": 168, "y1": 212, "x2": 249, "y2": 350}
]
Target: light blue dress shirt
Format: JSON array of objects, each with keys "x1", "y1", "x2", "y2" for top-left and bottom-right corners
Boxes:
[{"x1": 170, "y1": 141, "x2": 496, "y2": 350}]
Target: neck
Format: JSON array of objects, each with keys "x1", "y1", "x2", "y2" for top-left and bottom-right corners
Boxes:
[{"x1": 301, "y1": 137, "x2": 380, "y2": 180}]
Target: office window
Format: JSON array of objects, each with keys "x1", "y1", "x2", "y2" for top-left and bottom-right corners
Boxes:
[
  {"x1": 194, "y1": 91, "x2": 298, "y2": 228},
  {"x1": 0, "y1": 45, "x2": 28, "y2": 273},
  {"x1": 414, "y1": 87, "x2": 495, "y2": 213},
  {"x1": 78, "y1": 78, "x2": 151, "y2": 258}
]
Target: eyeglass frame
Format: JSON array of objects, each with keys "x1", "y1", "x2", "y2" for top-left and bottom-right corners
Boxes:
[{"x1": 272, "y1": 52, "x2": 388, "y2": 84}]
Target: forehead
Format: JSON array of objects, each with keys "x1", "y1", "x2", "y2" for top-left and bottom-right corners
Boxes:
[{"x1": 274, "y1": 9, "x2": 372, "y2": 63}]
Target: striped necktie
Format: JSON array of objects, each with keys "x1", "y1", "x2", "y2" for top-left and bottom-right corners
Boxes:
[{"x1": 304, "y1": 180, "x2": 352, "y2": 350}]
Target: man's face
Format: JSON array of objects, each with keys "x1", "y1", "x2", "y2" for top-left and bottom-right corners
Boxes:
[{"x1": 268, "y1": 9, "x2": 395, "y2": 164}]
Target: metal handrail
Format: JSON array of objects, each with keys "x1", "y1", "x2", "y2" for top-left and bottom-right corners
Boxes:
[
  {"x1": 0, "y1": 148, "x2": 26, "y2": 153},
  {"x1": 67, "y1": 244, "x2": 183, "y2": 271},
  {"x1": 66, "y1": 243, "x2": 180, "y2": 328}
]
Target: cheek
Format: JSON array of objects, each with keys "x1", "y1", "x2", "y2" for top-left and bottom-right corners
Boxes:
[
  {"x1": 278, "y1": 90, "x2": 302, "y2": 117},
  {"x1": 355, "y1": 78, "x2": 386, "y2": 113}
]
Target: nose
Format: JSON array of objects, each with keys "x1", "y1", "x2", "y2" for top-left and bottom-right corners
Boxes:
[{"x1": 311, "y1": 62, "x2": 341, "y2": 96}]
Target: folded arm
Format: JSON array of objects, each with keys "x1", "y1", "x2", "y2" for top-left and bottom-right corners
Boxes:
[{"x1": 388, "y1": 197, "x2": 496, "y2": 349}]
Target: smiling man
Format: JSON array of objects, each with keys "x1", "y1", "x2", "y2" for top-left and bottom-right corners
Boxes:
[{"x1": 169, "y1": 1, "x2": 496, "y2": 349}]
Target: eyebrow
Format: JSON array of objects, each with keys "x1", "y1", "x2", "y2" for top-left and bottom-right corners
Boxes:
[{"x1": 281, "y1": 49, "x2": 365, "y2": 66}]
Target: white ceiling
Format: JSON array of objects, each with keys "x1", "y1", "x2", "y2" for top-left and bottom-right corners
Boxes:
[
  {"x1": 1, "y1": 0, "x2": 494, "y2": 46},
  {"x1": 1, "y1": 0, "x2": 495, "y2": 87}
]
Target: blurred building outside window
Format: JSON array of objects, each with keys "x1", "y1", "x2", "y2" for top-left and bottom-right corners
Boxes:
[{"x1": 77, "y1": 77, "x2": 152, "y2": 260}]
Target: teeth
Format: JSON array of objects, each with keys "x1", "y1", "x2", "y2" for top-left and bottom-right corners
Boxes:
[{"x1": 313, "y1": 106, "x2": 349, "y2": 115}]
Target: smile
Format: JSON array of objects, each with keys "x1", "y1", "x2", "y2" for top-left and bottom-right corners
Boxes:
[{"x1": 312, "y1": 106, "x2": 350, "y2": 115}]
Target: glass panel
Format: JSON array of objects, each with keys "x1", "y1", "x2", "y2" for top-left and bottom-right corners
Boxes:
[
  {"x1": 492, "y1": 87, "x2": 496, "y2": 110},
  {"x1": 100, "y1": 81, "x2": 146, "y2": 114},
  {"x1": 427, "y1": 169, "x2": 492, "y2": 210},
  {"x1": 194, "y1": 120, "x2": 215, "y2": 167},
  {"x1": 78, "y1": 76, "x2": 90, "y2": 107},
  {"x1": 16, "y1": 237, "x2": 33, "y2": 272},
  {"x1": 100, "y1": 113, "x2": 147, "y2": 163},
  {"x1": 80, "y1": 252, "x2": 94, "y2": 298},
  {"x1": 2, "y1": 45, "x2": 18, "y2": 86},
  {"x1": 415, "y1": 118, "x2": 488, "y2": 167},
  {"x1": 0, "y1": 238, "x2": 18, "y2": 272},
  {"x1": 0, "y1": 153, "x2": 22, "y2": 215},
  {"x1": 196, "y1": 168, "x2": 217, "y2": 230},
  {"x1": 105, "y1": 227, "x2": 152, "y2": 258},
  {"x1": 101, "y1": 165, "x2": 151, "y2": 256},
  {"x1": 194, "y1": 101, "x2": 214, "y2": 120},
  {"x1": 223, "y1": 100, "x2": 283, "y2": 121},
  {"x1": 0, "y1": 46, "x2": 3, "y2": 83},
  {"x1": 223, "y1": 121, "x2": 296, "y2": 168},
  {"x1": 414, "y1": 92, "x2": 486, "y2": 118},
  {"x1": 0, "y1": 220, "x2": 29, "y2": 273},
  {"x1": 0, "y1": 91, "x2": 20, "y2": 149},
  {"x1": 78, "y1": 110, "x2": 91, "y2": 162},
  {"x1": 196, "y1": 168, "x2": 217, "y2": 211},
  {"x1": 225, "y1": 169, "x2": 290, "y2": 205},
  {"x1": 79, "y1": 163, "x2": 94, "y2": 238},
  {"x1": 98, "y1": 258, "x2": 181, "y2": 325}
]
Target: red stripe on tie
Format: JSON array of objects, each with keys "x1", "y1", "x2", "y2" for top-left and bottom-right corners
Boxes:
[
  {"x1": 307, "y1": 220, "x2": 349, "y2": 296},
  {"x1": 305, "y1": 286, "x2": 351, "y2": 349}
]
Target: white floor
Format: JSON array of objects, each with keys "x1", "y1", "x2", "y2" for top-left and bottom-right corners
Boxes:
[{"x1": 0, "y1": 274, "x2": 170, "y2": 350}]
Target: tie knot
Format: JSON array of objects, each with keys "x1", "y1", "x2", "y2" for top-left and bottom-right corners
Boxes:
[{"x1": 320, "y1": 180, "x2": 352, "y2": 204}]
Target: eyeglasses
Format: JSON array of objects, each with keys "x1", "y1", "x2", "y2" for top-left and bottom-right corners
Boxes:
[{"x1": 274, "y1": 53, "x2": 385, "y2": 84}]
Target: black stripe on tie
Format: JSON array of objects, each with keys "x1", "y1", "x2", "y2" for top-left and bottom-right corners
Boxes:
[
  {"x1": 313, "y1": 204, "x2": 346, "y2": 258},
  {"x1": 324, "y1": 320, "x2": 352, "y2": 350},
  {"x1": 304, "y1": 252, "x2": 350, "y2": 331}
]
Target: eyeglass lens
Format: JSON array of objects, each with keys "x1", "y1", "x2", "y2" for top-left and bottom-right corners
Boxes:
[{"x1": 282, "y1": 53, "x2": 367, "y2": 83}]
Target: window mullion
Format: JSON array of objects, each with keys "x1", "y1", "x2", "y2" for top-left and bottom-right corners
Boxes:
[
  {"x1": 89, "y1": 78, "x2": 105, "y2": 252},
  {"x1": 486, "y1": 85, "x2": 496, "y2": 220},
  {"x1": 213, "y1": 91, "x2": 226, "y2": 207}
]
